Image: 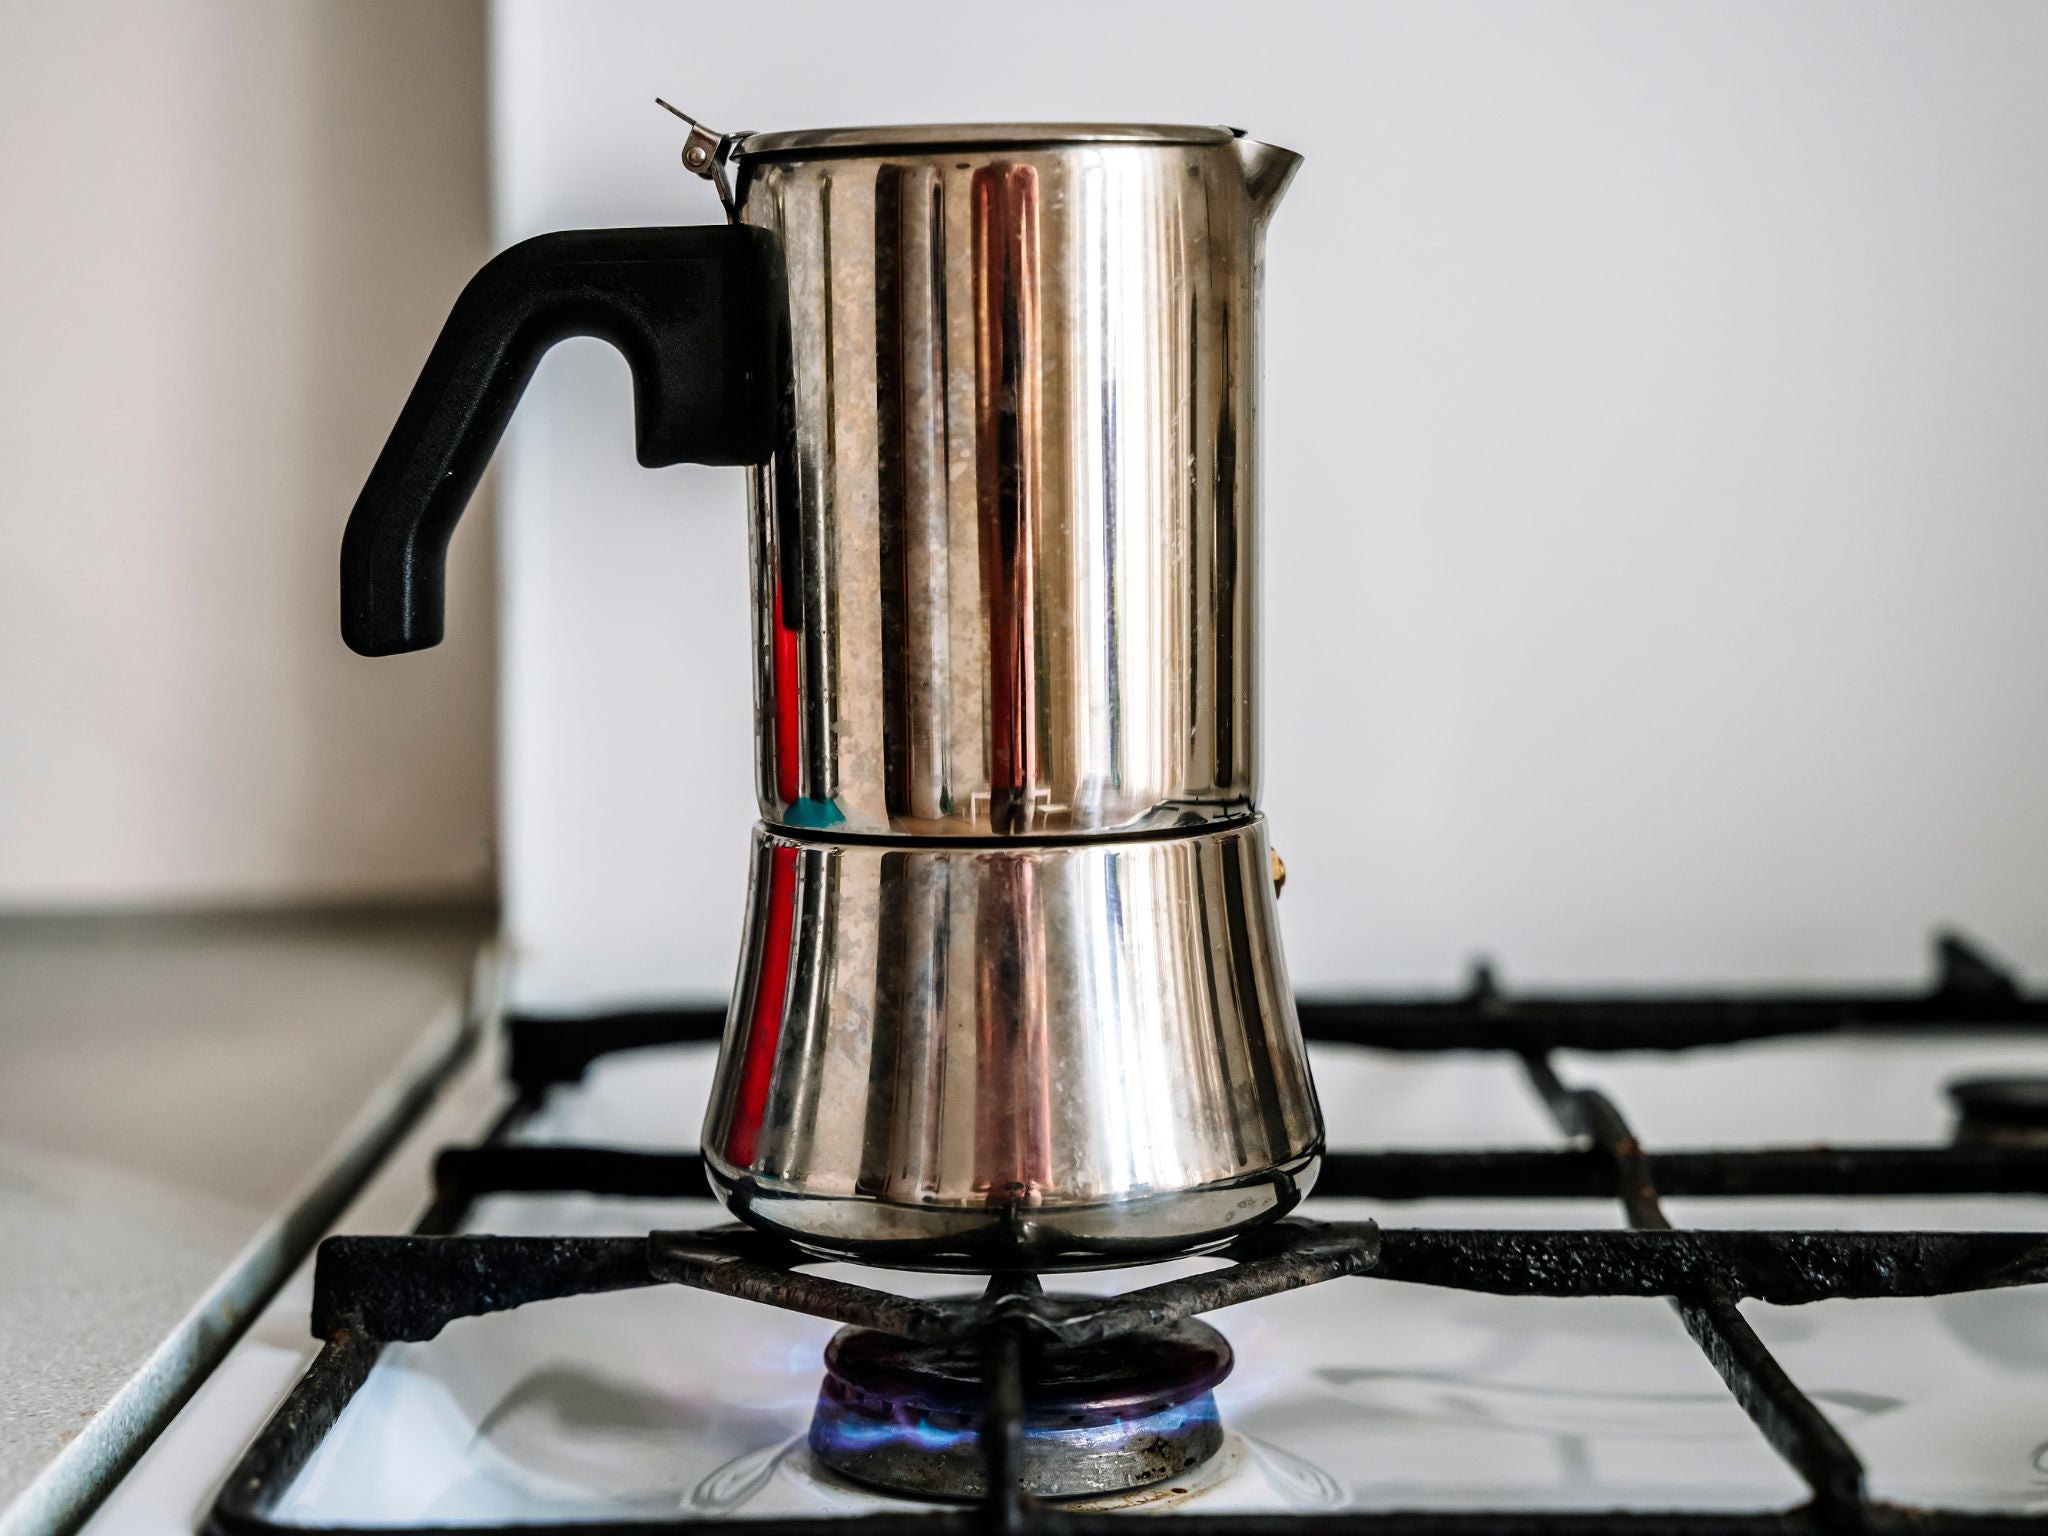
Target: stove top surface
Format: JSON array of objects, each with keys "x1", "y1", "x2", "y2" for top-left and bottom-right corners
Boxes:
[{"x1": 95, "y1": 934, "x2": 2048, "y2": 1534}]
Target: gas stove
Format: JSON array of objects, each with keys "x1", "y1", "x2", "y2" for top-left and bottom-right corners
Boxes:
[{"x1": 89, "y1": 932, "x2": 2048, "y2": 1534}]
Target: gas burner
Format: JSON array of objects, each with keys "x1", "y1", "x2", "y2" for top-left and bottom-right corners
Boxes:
[
  {"x1": 1948, "y1": 1074, "x2": 2048, "y2": 1143},
  {"x1": 807, "y1": 1295, "x2": 1232, "y2": 1500}
]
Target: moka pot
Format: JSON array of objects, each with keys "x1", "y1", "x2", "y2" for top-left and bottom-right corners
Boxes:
[{"x1": 341, "y1": 114, "x2": 1321, "y2": 1270}]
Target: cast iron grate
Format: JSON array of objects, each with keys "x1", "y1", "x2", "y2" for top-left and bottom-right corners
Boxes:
[{"x1": 208, "y1": 931, "x2": 2048, "y2": 1536}]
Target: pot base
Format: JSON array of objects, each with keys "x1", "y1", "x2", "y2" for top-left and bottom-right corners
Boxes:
[
  {"x1": 701, "y1": 819, "x2": 1324, "y2": 1271},
  {"x1": 706, "y1": 1152, "x2": 1320, "y2": 1272}
]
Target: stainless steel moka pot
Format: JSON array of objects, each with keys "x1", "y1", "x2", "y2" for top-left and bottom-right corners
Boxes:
[{"x1": 341, "y1": 113, "x2": 1322, "y2": 1270}]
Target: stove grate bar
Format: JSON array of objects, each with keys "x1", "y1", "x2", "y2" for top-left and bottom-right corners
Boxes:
[
  {"x1": 433, "y1": 1143, "x2": 709, "y2": 1202},
  {"x1": 209, "y1": 1337, "x2": 378, "y2": 1531},
  {"x1": 207, "y1": 1495, "x2": 2048, "y2": 1535},
  {"x1": 493, "y1": 933, "x2": 2048, "y2": 1095},
  {"x1": 980, "y1": 1275, "x2": 1036, "y2": 1531},
  {"x1": 1675, "y1": 1290, "x2": 1864, "y2": 1519},
  {"x1": 1301, "y1": 932, "x2": 2048, "y2": 1054},
  {"x1": 432, "y1": 1139, "x2": 2048, "y2": 1206},
  {"x1": 307, "y1": 1222, "x2": 2048, "y2": 1347},
  {"x1": 647, "y1": 1227, "x2": 961, "y2": 1340},
  {"x1": 1035, "y1": 1222, "x2": 1379, "y2": 1345},
  {"x1": 1316, "y1": 1143, "x2": 2048, "y2": 1199},
  {"x1": 504, "y1": 1005, "x2": 727, "y2": 1096},
  {"x1": 311, "y1": 1234, "x2": 658, "y2": 1343},
  {"x1": 1356, "y1": 1224, "x2": 2048, "y2": 1298},
  {"x1": 1516, "y1": 1051, "x2": 1867, "y2": 1523}
]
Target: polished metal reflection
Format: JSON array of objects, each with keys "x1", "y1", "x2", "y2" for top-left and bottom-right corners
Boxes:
[
  {"x1": 724, "y1": 125, "x2": 1302, "y2": 836},
  {"x1": 686, "y1": 121, "x2": 1322, "y2": 1268},
  {"x1": 703, "y1": 818, "x2": 1322, "y2": 1270}
]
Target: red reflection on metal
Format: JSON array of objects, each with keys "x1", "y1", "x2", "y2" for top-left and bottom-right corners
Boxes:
[
  {"x1": 971, "y1": 162, "x2": 1041, "y2": 834},
  {"x1": 771, "y1": 571, "x2": 802, "y2": 807},
  {"x1": 972, "y1": 855, "x2": 1051, "y2": 1199},
  {"x1": 725, "y1": 842, "x2": 799, "y2": 1166}
]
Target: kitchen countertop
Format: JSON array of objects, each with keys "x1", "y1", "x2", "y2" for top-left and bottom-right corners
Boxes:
[{"x1": 0, "y1": 905, "x2": 494, "y2": 1536}]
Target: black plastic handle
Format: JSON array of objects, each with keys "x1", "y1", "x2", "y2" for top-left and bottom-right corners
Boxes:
[{"x1": 340, "y1": 225, "x2": 782, "y2": 656}]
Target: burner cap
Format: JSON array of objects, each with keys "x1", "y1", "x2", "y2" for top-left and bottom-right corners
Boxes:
[
  {"x1": 1949, "y1": 1075, "x2": 2048, "y2": 1142},
  {"x1": 808, "y1": 1296, "x2": 1231, "y2": 1501}
]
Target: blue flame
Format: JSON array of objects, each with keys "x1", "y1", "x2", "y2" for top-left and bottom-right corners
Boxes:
[
  {"x1": 811, "y1": 1388, "x2": 1221, "y2": 1461},
  {"x1": 817, "y1": 1409, "x2": 980, "y2": 1455}
]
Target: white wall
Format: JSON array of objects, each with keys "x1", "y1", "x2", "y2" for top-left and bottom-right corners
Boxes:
[
  {"x1": 492, "y1": 0, "x2": 2048, "y2": 1006},
  {"x1": 0, "y1": 0, "x2": 495, "y2": 906}
]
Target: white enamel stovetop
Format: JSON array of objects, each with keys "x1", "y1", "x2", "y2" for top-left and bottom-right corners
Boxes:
[{"x1": 86, "y1": 1013, "x2": 2048, "y2": 1530}]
